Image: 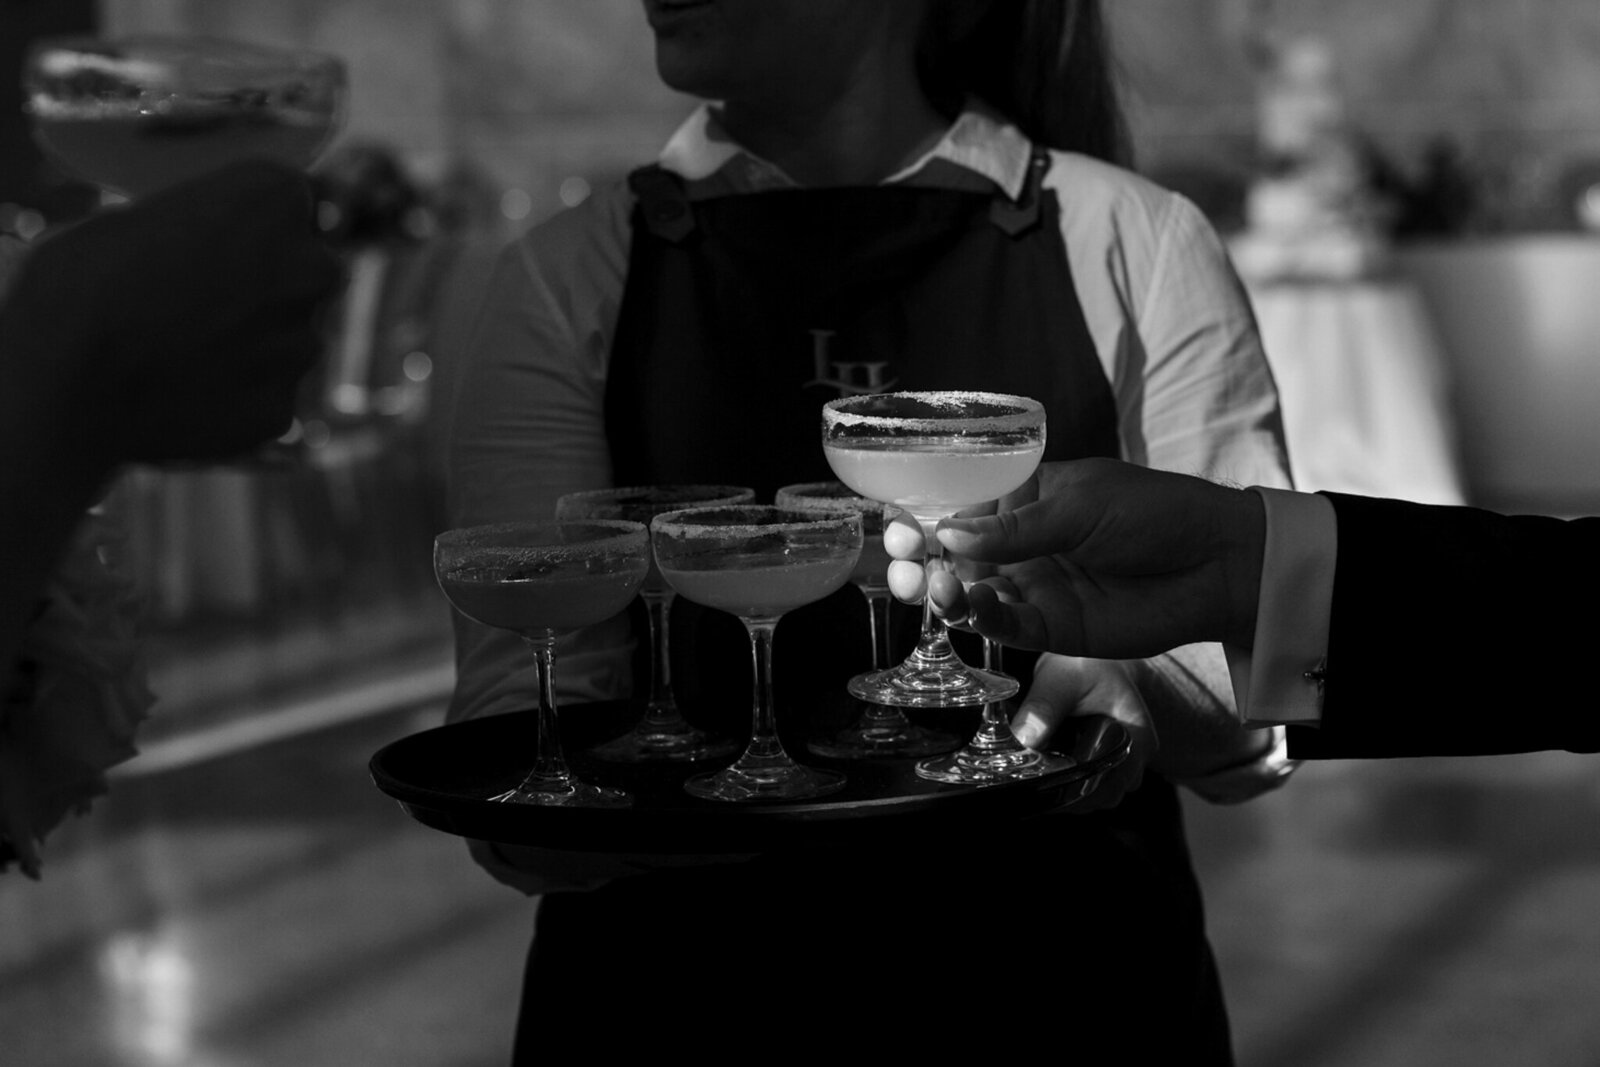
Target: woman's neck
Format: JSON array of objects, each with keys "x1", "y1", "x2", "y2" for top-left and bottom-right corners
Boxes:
[{"x1": 720, "y1": 63, "x2": 950, "y2": 187}]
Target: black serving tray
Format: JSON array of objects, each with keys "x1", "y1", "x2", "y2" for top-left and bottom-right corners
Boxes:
[{"x1": 370, "y1": 700, "x2": 1130, "y2": 854}]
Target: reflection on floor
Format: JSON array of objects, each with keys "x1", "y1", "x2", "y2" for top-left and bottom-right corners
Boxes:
[
  {"x1": 1187, "y1": 748, "x2": 1600, "y2": 1067},
  {"x1": 3, "y1": 607, "x2": 1599, "y2": 1066}
]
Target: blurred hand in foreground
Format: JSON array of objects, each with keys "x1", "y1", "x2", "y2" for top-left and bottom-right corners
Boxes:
[
  {"x1": 0, "y1": 161, "x2": 343, "y2": 878},
  {"x1": 2, "y1": 159, "x2": 343, "y2": 466},
  {"x1": 884, "y1": 458, "x2": 1266, "y2": 659}
]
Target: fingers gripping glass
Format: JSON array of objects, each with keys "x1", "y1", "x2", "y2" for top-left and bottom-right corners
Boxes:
[{"x1": 821, "y1": 391, "x2": 1044, "y2": 708}]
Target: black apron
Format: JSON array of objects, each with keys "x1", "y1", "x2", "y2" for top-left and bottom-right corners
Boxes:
[
  {"x1": 517, "y1": 157, "x2": 1233, "y2": 1064},
  {"x1": 606, "y1": 151, "x2": 1118, "y2": 728}
]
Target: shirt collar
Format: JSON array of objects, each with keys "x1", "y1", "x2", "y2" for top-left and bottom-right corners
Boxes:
[{"x1": 656, "y1": 100, "x2": 1034, "y2": 200}]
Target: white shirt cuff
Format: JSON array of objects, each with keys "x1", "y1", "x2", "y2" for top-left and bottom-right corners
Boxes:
[
  {"x1": 1177, "y1": 724, "x2": 1300, "y2": 804},
  {"x1": 1223, "y1": 487, "x2": 1336, "y2": 726}
]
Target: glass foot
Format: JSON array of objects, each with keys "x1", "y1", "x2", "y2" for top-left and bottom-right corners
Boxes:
[
  {"x1": 490, "y1": 775, "x2": 630, "y2": 808},
  {"x1": 807, "y1": 706, "x2": 962, "y2": 760},
  {"x1": 847, "y1": 665, "x2": 1018, "y2": 709},
  {"x1": 590, "y1": 718, "x2": 739, "y2": 764},
  {"x1": 685, "y1": 761, "x2": 846, "y2": 802},
  {"x1": 915, "y1": 745, "x2": 1076, "y2": 786}
]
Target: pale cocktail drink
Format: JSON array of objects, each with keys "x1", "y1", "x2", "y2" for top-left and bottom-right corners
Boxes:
[
  {"x1": 650, "y1": 506, "x2": 862, "y2": 801},
  {"x1": 439, "y1": 564, "x2": 648, "y2": 637},
  {"x1": 32, "y1": 107, "x2": 336, "y2": 199},
  {"x1": 556, "y1": 485, "x2": 754, "y2": 595},
  {"x1": 773, "y1": 481, "x2": 892, "y2": 586},
  {"x1": 24, "y1": 35, "x2": 345, "y2": 198},
  {"x1": 822, "y1": 438, "x2": 1045, "y2": 524},
  {"x1": 658, "y1": 551, "x2": 855, "y2": 619},
  {"x1": 433, "y1": 520, "x2": 649, "y2": 807}
]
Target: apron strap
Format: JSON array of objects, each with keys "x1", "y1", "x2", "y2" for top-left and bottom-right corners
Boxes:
[
  {"x1": 988, "y1": 145, "x2": 1051, "y2": 237},
  {"x1": 629, "y1": 165, "x2": 696, "y2": 243}
]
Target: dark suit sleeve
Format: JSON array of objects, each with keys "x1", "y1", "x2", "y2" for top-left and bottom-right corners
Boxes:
[{"x1": 1286, "y1": 492, "x2": 1600, "y2": 759}]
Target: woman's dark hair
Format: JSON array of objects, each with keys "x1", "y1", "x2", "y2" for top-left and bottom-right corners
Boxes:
[{"x1": 917, "y1": 0, "x2": 1132, "y2": 167}]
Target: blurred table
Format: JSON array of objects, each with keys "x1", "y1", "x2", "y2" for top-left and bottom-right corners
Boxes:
[
  {"x1": 1244, "y1": 274, "x2": 1467, "y2": 506},
  {"x1": 1397, "y1": 236, "x2": 1600, "y2": 516}
]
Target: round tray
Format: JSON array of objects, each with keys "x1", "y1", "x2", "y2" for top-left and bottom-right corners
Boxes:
[{"x1": 370, "y1": 702, "x2": 1130, "y2": 853}]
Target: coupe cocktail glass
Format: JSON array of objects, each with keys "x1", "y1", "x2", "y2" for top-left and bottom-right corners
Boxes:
[
  {"x1": 434, "y1": 521, "x2": 649, "y2": 807},
  {"x1": 651, "y1": 506, "x2": 861, "y2": 801},
  {"x1": 821, "y1": 391, "x2": 1044, "y2": 708},
  {"x1": 23, "y1": 35, "x2": 346, "y2": 199},
  {"x1": 555, "y1": 485, "x2": 754, "y2": 763},
  {"x1": 774, "y1": 481, "x2": 960, "y2": 759}
]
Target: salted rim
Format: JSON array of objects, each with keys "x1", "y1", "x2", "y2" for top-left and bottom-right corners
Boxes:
[
  {"x1": 29, "y1": 34, "x2": 344, "y2": 78},
  {"x1": 555, "y1": 484, "x2": 755, "y2": 519},
  {"x1": 822, "y1": 390, "x2": 1044, "y2": 433},
  {"x1": 650, "y1": 505, "x2": 862, "y2": 539},
  {"x1": 25, "y1": 35, "x2": 344, "y2": 120},
  {"x1": 435, "y1": 519, "x2": 647, "y2": 563},
  {"x1": 773, "y1": 480, "x2": 868, "y2": 506},
  {"x1": 772, "y1": 482, "x2": 894, "y2": 527}
]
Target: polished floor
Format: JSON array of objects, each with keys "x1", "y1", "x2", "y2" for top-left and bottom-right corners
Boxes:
[{"x1": 3, "y1": 603, "x2": 1599, "y2": 1067}]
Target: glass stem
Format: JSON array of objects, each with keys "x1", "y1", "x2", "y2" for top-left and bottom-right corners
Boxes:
[
  {"x1": 971, "y1": 639, "x2": 1023, "y2": 753},
  {"x1": 859, "y1": 582, "x2": 913, "y2": 731},
  {"x1": 908, "y1": 520, "x2": 960, "y2": 667},
  {"x1": 741, "y1": 618, "x2": 789, "y2": 765},
  {"x1": 522, "y1": 635, "x2": 573, "y2": 787},
  {"x1": 969, "y1": 700, "x2": 1023, "y2": 753},
  {"x1": 642, "y1": 589, "x2": 677, "y2": 721}
]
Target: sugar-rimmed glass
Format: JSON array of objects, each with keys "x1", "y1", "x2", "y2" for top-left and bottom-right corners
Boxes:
[
  {"x1": 555, "y1": 485, "x2": 754, "y2": 763},
  {"x1": 774, "y1": 481, "x2": 960, "y2": 759},
  {"x1": 23, "y1": 34, "x2": 346, "y2": 200},
  {"x1": 821, "y1": 391, "x2": 1044, "y2": 708},
  {"x1": 650, "y1": 506, "x2": 861, "y2": 802},
  {"x1": 433, "y1": 521, "x2": 648, "y2": 807}
]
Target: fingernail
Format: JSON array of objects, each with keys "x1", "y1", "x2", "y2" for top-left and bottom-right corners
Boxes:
[{"x1": 1012, "y1": 709, "x2": 1046, "y2": 749}]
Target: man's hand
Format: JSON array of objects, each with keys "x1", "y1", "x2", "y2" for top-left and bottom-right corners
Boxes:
[
  {"x1": 3, "y1": 160, "x2": 343, "y2": 465},
  {"x1": 886, "y1": 458, "x2": 1266, "y2": 659}
]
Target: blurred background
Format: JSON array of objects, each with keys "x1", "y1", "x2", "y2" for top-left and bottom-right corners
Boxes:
[{"x1": 2, "y1": 1, "x2": 1599, "y2": 1064}]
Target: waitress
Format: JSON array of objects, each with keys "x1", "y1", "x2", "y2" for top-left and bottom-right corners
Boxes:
[{"x1": 446, "y1": 1, "x2": 1295, "y2": 1061}]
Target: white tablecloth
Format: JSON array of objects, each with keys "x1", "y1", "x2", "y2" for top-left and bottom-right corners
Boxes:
[{"x1": 1246, "y1": 277, "x2": 1467, "y2": 506}]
